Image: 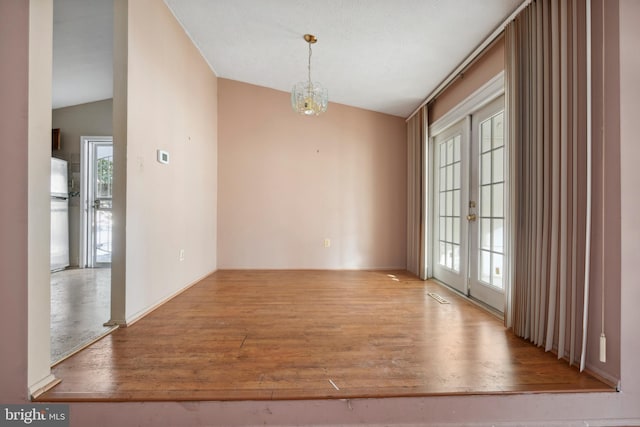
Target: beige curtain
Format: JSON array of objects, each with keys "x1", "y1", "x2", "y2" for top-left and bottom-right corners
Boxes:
[
  {"x1": 407, "y1": 107, "x2": 427, "y2": 279},
  {"x1": 505, "y1": 0, "x2": 588, "y2": 368}
]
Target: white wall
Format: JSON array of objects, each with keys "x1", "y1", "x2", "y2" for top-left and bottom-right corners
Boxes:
[
  {"x1": 110, "y1": 0, "x2": 128, "y2": 325},
  {"x1": 27, "y1": 0, "x2": 55, "y2": 393},
  {"x1": 121, "y1": 0, "x2": 218, "y2": 322},
  {"x1": 618, "y1": 0, "x2": 640, "y2": 398}
]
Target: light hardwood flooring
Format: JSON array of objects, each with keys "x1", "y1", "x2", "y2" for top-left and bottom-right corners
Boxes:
[{"x1": 40, "y1": 270, "x2": 612, "y2": 401}]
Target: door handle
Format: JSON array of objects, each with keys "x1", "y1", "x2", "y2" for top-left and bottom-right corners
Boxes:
[
  {"x1": 93, "y1": 200, "x2": 101, "y2": 209},
  {"x1": 466, "y1": 213, "x2": 477, "y2": 222}
]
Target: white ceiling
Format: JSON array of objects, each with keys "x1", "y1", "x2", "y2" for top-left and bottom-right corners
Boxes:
[
  {"x1": 52, "y1": 0, "x2": 113, "y2": 109},
  {"x1": 52, "y1": 0, "x2": 521, "y2": 117}
]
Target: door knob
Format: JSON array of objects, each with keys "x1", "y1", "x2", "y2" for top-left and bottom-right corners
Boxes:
[{"x1": 466, "y1": 213, "x2": 477, "y2": 222}]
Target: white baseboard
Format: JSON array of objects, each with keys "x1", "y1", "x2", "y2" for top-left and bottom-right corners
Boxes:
[
  {"x1": 393, "y1": 419, "x2": 640, "y2": 427},
  {"x1": 585, "y1": 362, "x2": 621, "y2": 390}
]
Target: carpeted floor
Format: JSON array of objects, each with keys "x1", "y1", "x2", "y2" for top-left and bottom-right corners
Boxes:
[{"x1": 50, "y1": 268, "x2": 112, "y2": 363}]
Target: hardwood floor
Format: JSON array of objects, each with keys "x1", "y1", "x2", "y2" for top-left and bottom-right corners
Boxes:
[{"x1": 39, "y1": 270, "x2": 612, "y2": 402}]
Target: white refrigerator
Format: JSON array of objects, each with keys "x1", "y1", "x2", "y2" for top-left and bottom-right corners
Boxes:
[{"x1": 51, "y1": 157, "x2": 69, "y2": 271}]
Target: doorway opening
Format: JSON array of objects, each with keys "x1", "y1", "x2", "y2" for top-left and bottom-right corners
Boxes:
[
  {"x1": 50, "y1": 136, "x2": 114, "y2": 364},
  {"x1": 46, "y1": 0, "x2": 118, "y2": 368}
]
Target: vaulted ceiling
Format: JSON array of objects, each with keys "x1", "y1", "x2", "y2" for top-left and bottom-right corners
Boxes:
[{"x1": 53, "y1": 0, "x2": 521, "y2": 117}]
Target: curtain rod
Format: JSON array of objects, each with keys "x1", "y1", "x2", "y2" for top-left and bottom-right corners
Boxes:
[{"x1": 405, "y1": 0, "x2": 533, "y2": 122}]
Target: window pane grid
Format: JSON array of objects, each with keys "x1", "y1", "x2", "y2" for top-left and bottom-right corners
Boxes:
[
  {"x1": 438, "y1": 134, "x2": 461, "y2": 272},
  {"x1": 478, "y1": 112, "x2": 505, "y2": 289}
]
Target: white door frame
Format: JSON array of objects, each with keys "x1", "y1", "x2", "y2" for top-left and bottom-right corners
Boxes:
[
  {"x1": 80, "y1": 136, "x2": 113, "y2": 268},
  {"x1": 428, "y1": 73, "x2": 506, "y2": 307}
]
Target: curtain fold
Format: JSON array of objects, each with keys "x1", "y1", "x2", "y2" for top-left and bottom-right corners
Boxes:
[
  {"x1": 505, "y1": 0, "x2": 588, "y2": 367},
  {"x1": 407, "y1": 108, "x2": 427, "y2": 279}
]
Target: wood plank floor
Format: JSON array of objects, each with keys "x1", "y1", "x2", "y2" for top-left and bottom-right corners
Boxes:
[{"x1": 39, "y1": 270, "x2": 613, "y2": 402}]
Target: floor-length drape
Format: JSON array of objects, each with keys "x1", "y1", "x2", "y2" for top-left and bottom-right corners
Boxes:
[
  {"x1": 407, "y1": 108, "x2": 428, "y2": 279},
  {"x1": 505, "y1": 0, "x2": 588, "y2": 367}
]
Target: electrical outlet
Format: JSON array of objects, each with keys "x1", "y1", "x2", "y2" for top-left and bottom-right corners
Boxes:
[
  {"x1": 179, "y1": 249, "x2": 185, "y2": 261},
  {"x1": 324, "y1": 238, "x2": 331, "y2": 248}
]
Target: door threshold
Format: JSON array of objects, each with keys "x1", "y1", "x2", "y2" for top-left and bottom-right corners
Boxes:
[
  {"x1": 51, "y1": 324, "x2": 119, "y2": 368},
  {"x1": 430, "y1": 278, "x2": 504, "y2": 321}
]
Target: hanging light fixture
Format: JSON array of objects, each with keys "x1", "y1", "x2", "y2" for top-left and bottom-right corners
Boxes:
[{"x1": 291, "y1": 34, "x2": 328, "y2": 116}]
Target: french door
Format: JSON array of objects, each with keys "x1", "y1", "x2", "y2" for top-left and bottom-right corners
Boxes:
[
  {"x1": 432, "y1": 96, "x2": 506, "y2": 312},
  {"x1": 432, "y1": 119, "x2": 469, "y2": 294}
]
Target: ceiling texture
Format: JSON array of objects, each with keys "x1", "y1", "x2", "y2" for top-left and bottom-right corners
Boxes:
[
  {"x1": 53, "y1": 0, "x2": 522, "y2": 117},
  {"x1": 53, "y1": 0, "x2": 114, "y2": 109}
]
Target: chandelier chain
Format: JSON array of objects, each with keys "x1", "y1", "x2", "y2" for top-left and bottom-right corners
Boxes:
[{"x1": 308, "y1": 42, "x2": 313, "y2": 88}]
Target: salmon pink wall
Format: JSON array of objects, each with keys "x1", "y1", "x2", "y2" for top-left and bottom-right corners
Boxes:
[
  {"x1": 218, "y1": 79, "x2": 407, "y2": 270},
  {"x1": 429, "y1": 36, "x2": 505, "y2": 123},
  {"x1": 0, "y1": 0, "x2": 29, "y2": 402}
]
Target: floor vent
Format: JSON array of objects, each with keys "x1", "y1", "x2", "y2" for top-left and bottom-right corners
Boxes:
[{"x1": 428, "y1": 292, "x2": 450, "y2": 304}]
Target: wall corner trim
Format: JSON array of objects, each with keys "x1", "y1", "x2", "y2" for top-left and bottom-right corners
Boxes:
[
  {"x1": 429, "y1": 71, "x2": 505, "y2": 136},
  {"x1": 29, "y1": 374, "x2": 60, "y2": 400}
]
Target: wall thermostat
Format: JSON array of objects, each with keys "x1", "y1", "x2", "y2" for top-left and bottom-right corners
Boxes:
[{"x1": 157, "y1": 149, "x2": 170, "y2": 164}]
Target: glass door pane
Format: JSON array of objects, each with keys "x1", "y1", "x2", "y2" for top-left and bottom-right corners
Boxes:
[
  {"x1": 468, "y1": 96, "x2": 506, "y2": 312},
  {"x1": 92, "y1": 144, "x2": 113, "y2": 265},
  {"x1": 432, "y1": 119, "x2": 469, "y2": 294}
]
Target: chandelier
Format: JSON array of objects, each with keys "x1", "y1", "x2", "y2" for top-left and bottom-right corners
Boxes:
[{"x1": 291, "y1": 34, "x2": 328, "y2": 116}]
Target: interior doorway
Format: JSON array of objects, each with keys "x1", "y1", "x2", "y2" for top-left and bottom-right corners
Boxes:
[
  {"x1": 50, "y1": 136, "x2": 114, "y2": 364},
  {"x1": 431, "y1": 96, "x2": 506, "y2": 313},
  {"x1": 45, "y1": 0, "x2": 118, "y2": 368}
]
